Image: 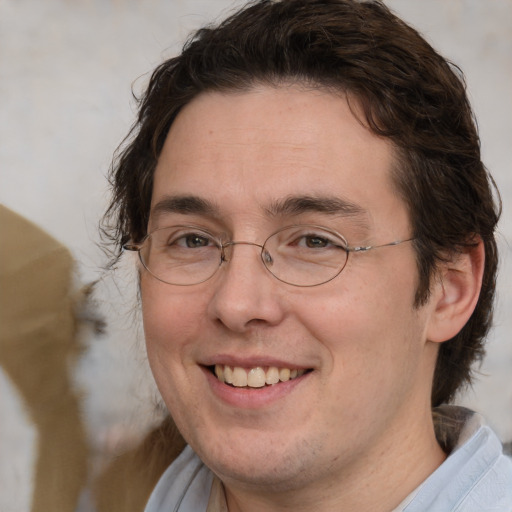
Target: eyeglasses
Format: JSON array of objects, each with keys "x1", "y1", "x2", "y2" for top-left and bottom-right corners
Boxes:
[{"x1": 123, "y1": 224, "x2": 413, "y2": 287}]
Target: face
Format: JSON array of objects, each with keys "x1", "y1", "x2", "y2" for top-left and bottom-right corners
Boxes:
[{"x1": 141, "y1": 85, "x2": 441, "y2": 496}]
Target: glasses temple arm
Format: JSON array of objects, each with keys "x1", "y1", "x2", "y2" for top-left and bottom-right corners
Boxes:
[
  {"x1": 123, "y1": 242, "x2": 142, "y2": 251},
  {"x1": 347, "y1": 238, "x2": 415, "y2": 253}
]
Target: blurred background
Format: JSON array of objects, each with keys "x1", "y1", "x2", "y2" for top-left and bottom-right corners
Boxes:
[{"x1": 1, "y1": 0, "x2": 511, "y2": 510}]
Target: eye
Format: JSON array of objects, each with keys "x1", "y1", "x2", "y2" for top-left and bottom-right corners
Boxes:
[
  {"x1": 273, "y1": 227, "x2": 346, "y2": 254},
  {"x1": 290, "y1": 231, "x2": 340, "y2": 250},
  {"x1": 173, "y1": 232, "x2": 214, "y2": 248},
  {"x1": 302, "y1": 235, "x2": 331, "y2": 249},
  {"x1": 181, "y1": 233, "x2": 211, "y2": 248},
  {"x1": 152, "y1": 227, "x2": 218, "y2": 250}
]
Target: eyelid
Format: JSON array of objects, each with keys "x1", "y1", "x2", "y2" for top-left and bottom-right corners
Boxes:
[
  {"x1": 152, "y1": 224, "x2": 220, "y2": 237},
  {"x1": 157, "y1": 225, "x2": 234, "y2": 249},
  {"x1": 151, "y1": 223, "x2": 352, "y2": 249},
  {"x1": 285, "y1": 228, "x2": 338, "y2": 244}
]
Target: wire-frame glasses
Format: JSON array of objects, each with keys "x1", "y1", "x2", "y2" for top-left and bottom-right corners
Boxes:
[{"x1": 123, "y1": 224, "x2": 413, "y2": 287}]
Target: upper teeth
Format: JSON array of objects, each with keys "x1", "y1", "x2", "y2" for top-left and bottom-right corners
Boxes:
[{"x1": 214, "y1": 365, "x2": 306, "y2": 388}]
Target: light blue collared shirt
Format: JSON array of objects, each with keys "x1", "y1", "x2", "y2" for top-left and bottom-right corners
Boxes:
[{"x1": 145, "y1": 407, "x2": 512, "y2": 512}]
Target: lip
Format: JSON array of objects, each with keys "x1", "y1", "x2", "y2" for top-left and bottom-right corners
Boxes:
[
  {"x1": 201, "y1": 364, "x2": 312, "y2": 409},
  {"x1": 202, "y1": 354, "x2": 312, "y2": 370}
]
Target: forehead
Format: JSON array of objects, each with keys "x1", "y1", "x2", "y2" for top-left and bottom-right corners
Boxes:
[{"x1": 151, "y1": 85, "x2": 408, "y2": 233}]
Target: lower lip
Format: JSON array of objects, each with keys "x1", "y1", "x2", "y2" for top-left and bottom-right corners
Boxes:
[{"x1": 201, "y1": 367, "x2": 311, "y2": 409}]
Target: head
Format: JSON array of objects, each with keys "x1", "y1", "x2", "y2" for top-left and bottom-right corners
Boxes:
[
  {"x1": 104, "y1": 2, "x2": 502, "y2": 504},
  {"x1": 105, "y1": 0, "x2": 499, "y2": 408}
]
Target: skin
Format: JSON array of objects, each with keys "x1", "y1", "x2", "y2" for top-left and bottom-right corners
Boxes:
[{"x1": 140, "y1": 85, "x2": 482, "y2": 511}]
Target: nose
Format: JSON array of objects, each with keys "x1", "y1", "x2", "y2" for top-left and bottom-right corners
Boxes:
[{"x1": 207, "y1": 242, "x2": 286, "y2": 333}]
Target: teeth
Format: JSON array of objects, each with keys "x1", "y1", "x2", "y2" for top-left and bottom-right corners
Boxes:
[
  {"x1": 247, "y1": 367, "x2": 266, "y2": 388},
  {"x1": 279, "y1": 368, "x2": 290, "y2": 382},
  {"x1": 232, "y1": 367, "x2": 247, "y2": 387},
  {"x1": 224, "y1": 366, "x2": 233, "y2": 384},
  {"x1": 214, "y1": 364, "x2": 306, "y2": 388},
  {"x1": 265, "y1": 366, "x2": 280, "y2": 385}
]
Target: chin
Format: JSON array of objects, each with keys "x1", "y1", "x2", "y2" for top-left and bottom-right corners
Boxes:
[{"x1": 188, "y1": 426, "x2": 323, "y2": 491}]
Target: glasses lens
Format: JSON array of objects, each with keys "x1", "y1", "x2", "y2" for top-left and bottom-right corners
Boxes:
[
  {"x1": 140, "y1": 226, "x2": 222, "y2": 285},
  {"x1": 262, "y1": 225, "x2": 349, "y2": 286}
]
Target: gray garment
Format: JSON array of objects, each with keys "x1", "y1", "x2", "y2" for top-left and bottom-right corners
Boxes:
[{"x1": 145, "y1": 407, "x2": 512, "y2": 512}]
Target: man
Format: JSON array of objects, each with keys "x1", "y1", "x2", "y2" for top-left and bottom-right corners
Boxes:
[{"x1": 103, "y1": 0, "x2": 512, "y2": 510}]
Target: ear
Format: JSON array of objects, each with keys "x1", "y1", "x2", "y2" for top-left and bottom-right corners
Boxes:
[{"x1": 426, "y1": 239, "x2": 485, "y2": 343}]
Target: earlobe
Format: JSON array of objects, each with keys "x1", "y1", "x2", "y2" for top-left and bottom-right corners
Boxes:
[{"x1": 426, "y1": 240, "x2": 485, "y2": 343}]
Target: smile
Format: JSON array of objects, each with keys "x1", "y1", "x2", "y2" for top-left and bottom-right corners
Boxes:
[{"x1": 212, "y1": 365, "x2": 308, "y2": 388}]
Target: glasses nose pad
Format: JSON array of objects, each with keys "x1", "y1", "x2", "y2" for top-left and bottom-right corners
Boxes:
[
  {"x1": 220, "y1": 245, "x2": 229, "y2": 263},
  {"x1": 262, "y1": 249, "x2": 273, "y2": 267}
]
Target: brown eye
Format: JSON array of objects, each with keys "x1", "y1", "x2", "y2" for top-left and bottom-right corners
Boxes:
[
  {"x1": 304, "y1": 235, "x2": 330, "y2": 249},
  {"x1": 182, "y1": 234, "x2": 211, "y2": 248}
]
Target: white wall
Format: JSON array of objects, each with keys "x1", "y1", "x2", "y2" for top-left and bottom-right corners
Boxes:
[{"x1": 1, "y1": 0, "x2": 511, "y2": 444}]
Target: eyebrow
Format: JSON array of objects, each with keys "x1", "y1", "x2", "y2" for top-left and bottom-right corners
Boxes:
[
  {"x1": 151, "y1": 193, "x2": 370, "y2": 230},
  {"x1": 266, "y1": 195, "x2": 369, "y2": 222},
  {"x1": 150, "y1": 195, "x2": 219, "y2": 220}
]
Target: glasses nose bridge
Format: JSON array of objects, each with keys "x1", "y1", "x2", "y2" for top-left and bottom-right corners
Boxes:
[{"x1": 221, "y1": 239, "x2": 265, "y2": 263}]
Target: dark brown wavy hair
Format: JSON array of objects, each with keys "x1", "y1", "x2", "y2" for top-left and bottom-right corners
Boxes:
[{"x1": 103, "y1": 0, "x2": 501, "y2": 406}]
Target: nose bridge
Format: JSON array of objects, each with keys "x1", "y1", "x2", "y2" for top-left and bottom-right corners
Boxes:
[
  {"x1": 221, "y1": 240, "x2": 264, "y2": 263},
  {"x1": 217, "y1": 239, "x2": 271, "y2": 287},
  {"x1": 221, "y1": 240, "x2": 264, "y2": 272},
  {"x1": 208, "y1": 238, "x2": 284, "y2": 332}
]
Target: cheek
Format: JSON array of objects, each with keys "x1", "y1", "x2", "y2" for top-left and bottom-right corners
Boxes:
[
  {"x1": 297, "y1": 289, "x2": 425, "y2": 432},
  {"x1": 140, "y1": 281, "x2": 210, "y2": 425},
  {"x1": 140, "y1": 279, "x2": 207, "y2": 367},
  {"x1": 295, "y1": 267, "x2": 421, "y2": 378}
]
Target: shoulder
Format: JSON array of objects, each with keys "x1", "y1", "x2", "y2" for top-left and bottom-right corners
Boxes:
[{"x1": 404, "y1": 406, "x2": 512, "y2": 511}]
